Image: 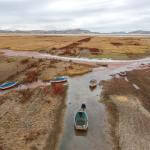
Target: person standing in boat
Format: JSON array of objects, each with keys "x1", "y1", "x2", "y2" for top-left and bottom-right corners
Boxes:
[{"x1": 81, "y1": 103, "x2": 86, "y2": 110}]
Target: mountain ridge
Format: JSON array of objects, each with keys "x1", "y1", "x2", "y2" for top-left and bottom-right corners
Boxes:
[{"x1": 0, "y1": 29, "x2": 150, "y2": 34}]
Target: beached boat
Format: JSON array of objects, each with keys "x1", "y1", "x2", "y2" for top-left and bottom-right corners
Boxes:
[
  {"x1": 89, "y1": 79, "x2": 97, "y2": 88},
  {"x1": 74, "y1": 104, "x2": 88, "y2": 131},
  {"x1": 51, "y1": 76, "x2": 68, "y2": 83},
  {"x1": 0, "y1": 81, "x2": 18, "y2": 90}
]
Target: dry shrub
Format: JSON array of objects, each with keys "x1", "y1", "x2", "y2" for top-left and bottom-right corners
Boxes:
[
  {"x1": 79, "y1": 37, "x2": 91, "y2": 42},
  {"x1": 24, "y1": 70, "x2": 38, "y2": 83},
  {"x1": 111, "y1": 42, "x2": 123, "y2": 46},
  {"x1": 20, "y1": 58, "x2": 29, "y2": 64},
  {"x1": 43, "y1": 86, "x2": 51, "y2": 95},
  {"x1": 19, "y1": 89, "x2": 33, "y2": 103},
  {"x1": 52, "y1": 47, "x2": 57, "y2": 50},
  {"x1": 51, "y1": 83, "x2": 65, "y2": 95},
  {"x1": 38, "y1": 58, "x2": 44, "y2": 63},
  {"x1": 24, "y1": 131, "x2": 41, "y2": 143},
  {"x1": 88, "y1": 48, "x2": 100, "y2": 53}
]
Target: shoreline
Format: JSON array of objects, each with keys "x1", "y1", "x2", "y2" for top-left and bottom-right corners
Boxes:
[
  {"x1": 44, "y1": 86, "x2": 68, "y2": 150},
  {"x1": 101, "y1": 65, "x2": 150, "y2": 149}
]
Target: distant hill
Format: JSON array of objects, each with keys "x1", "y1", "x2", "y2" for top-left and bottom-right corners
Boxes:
[
  {"x1": 0, "y1": 29, "x2": 150, "y2": 34},
  {"x1": 128, "y1": 30, "x2": 150, "y2": 34},
  {"x1": 0, "y1": 29, "x2": 99, "y2": 34}
]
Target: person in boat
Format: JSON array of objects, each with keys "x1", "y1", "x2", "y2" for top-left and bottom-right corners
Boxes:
[{"x1": 81, "y1": 103, "x2": 86, "y2": 110}]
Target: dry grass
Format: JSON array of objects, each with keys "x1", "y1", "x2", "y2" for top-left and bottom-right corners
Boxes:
[
  {"x1": 19, "y1": 89, "x2": 33, "y2": 103},
  {"x1": 24, "y1": 70, "x2": 38, "y2": 83},
  {"x1": 51, "y1": 83, "x2": 65, "y2": 95},
  {"x1": 1, "y1": 35, "x2": 150, "y2": 59},
  {"x1": 79, "y1": 36, "x2": 150, "y2": 58},
  {"x1": 0, "y1": 35, "x2": 86, "y2": 51},
  {"x1": 20, "y1": 58, "x2": 29, "y2": 64},
  {"x1": 101, "y1": 66, "x2": 150, "y2": 150}
]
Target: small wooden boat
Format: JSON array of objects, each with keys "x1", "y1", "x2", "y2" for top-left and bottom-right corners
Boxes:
[
  {"x1": 0, "y1": 81, "x2": 18, "y2": 90},
  {"x1": 51, "y1": 76, "x2": 67, "y2": 83},
  {"x1": 89, "y1": 79, "x2": 97, "y2": 88},
  {"x1": 74, "y1": 104, "x2": 88, "y2": 131},
  {"x1": 119, "y1": 72, "x2": 127, "y2": 77}
]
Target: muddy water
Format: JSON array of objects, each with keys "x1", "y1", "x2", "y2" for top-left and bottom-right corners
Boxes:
[
  {"x1": 58, "y1": 67, "x2": 112, "y2": 150},
  {"x1": 58, "y1": 62, "x2": 142, "y2": 150},
  {"x1": 1, "y1": 49, "x2": 150, "y2": 149}
]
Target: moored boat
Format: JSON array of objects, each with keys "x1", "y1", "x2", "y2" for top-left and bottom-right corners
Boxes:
[
  {"x1": 89, "y1": 79, "x2": 97, "y2": 88},
  {"x1": 74, "y1": 104, "x2": 88, "y2": 131},
  {"x1": 51, "y1": 76, "x2": 68, "y2": 83},
  {"x1": 119, "y1": 71, "x2": 127, "y2": 77},
  {"x1": 0, "y1": 81, "x2": 18, "y2": 90}
]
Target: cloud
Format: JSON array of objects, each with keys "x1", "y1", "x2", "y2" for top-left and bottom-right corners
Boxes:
[{"x1": 0, "y1": 0, "x2": 149, "y2": 32}]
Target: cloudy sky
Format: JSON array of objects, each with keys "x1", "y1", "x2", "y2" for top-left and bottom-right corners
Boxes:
[{"x1": 0, "y1": 0, "x2": 150, "y2": 32}]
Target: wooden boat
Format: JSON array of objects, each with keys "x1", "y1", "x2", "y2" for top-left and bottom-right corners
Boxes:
[
  {"x1": 89, "y1": 79, "x2": 97, "y2": 88},
  {"x1": 74, "y1": 104, "x2": 88, "y2": 131},
  {"x1": 0, "y1": 81, "x2": 18, "y2": 90},
  {"x1": 119, "y1": 72, "x2": 127, "y2": 77},
  {"x1": 51, "y1": 76, "x2": 67, "y2": 83}
]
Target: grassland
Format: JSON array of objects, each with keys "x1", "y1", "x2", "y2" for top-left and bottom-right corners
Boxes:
[
  {"x1": 78, "y1": 36, "x2": 150, "y2": 59},
  {"x1": 0, "y1": 35, "x2": 87, "y2": 51},
  {"x1": 0, "y1": 35, "x2": 150, "y2": 59},
  {"x1": 0, "y1": 53, "x2": 92, "y2": 84}
]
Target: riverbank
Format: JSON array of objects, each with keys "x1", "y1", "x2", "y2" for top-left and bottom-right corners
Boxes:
[
  {"x1": 101, "y1": 65, "x2": 150, "y2": 150},
  {"x1": 0, "y1": 84, "x2": 67, "y2": 150}
]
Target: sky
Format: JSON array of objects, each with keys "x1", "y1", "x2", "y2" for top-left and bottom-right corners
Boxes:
[{"x1": 0, "y1": 0, "x2": 150, "y2": 32}]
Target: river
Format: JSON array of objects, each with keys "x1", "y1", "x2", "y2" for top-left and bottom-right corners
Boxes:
[{"x1": 1, "y1": 49, "x2": 150, "y2": 150}]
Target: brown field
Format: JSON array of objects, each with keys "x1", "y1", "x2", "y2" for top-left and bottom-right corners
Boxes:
[
  {"x1": 0, "y1": 35, "x2": 87, "y2": 51},
  {"x1": 0, "y1": 53, "x2": 92, "y2": 84},
  {"x1": 79, "y1": 36, "x2": 150, "y2": 59},
  {"x1": 101, "y1": 66, "x2": 150, "y2": 150},
  {"x1": 0, "y1": 35, "x2": 150, "y2": 59},
  {"x1": 0, "y1": 84, "x2": 67, "y2": 150}
]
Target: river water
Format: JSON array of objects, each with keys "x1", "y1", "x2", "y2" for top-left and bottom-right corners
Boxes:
[{"x1": 1, "y1": 49, "x2": 150, "y2": 150}]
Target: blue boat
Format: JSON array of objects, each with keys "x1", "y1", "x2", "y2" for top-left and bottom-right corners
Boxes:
[
  {"x1": 0, "y1": 82, "x2": 18, "y2": 90},
  {"x1": 51, "y1": 76, "x2": 68, "y2": 83}
]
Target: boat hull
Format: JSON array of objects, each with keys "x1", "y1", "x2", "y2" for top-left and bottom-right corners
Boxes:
[
  {"x1": 74, "y1": 110, "x2": 88, "y2": 131},
  {"x1": 0, "y1": 82, "x2": 18, "y2": 90},
  {"x1": 51, "y1": 76, "x2": 68, "y2": 83}
]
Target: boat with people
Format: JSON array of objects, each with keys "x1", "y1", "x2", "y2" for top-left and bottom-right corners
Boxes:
[
  {"x1": 51, "y1": 76, "x2": 68, "y2": 83},
  {"x1": 89, "y1": 79, "x2": 97, "y2": 88},
  {"x1": 0, "y1": 81, "x2": 18, "y2": 90},
  {"x1": 74, "y1": 103, "x2": 88, "y2": 131}
]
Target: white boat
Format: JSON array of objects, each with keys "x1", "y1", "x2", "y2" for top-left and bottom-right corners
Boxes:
[
  {"x1": 119, "y1": 71, "x2": 127, "y2": 77},
  {"x1": 89, "y1": 79, "x2": 97, "y2": 88},
  {"x1": 74, "y1": 105, "x2": 88, "y2": 131}
]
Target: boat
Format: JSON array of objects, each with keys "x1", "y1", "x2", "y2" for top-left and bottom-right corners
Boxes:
[
  {"x1": 89, "y1": 79, "x2": 97, "y2": 88},
  {"x1": 0, "y1": 81, "x2": 18, "y2": 90},
  {"x1": 74, "y1": 104, "x2": 88, "y2": 131},
  {"x1": 51, "y1": 76, "x2": 68, "y2": 83},
  {"x1": 119, "y1": 71, "x2": 127, "y2": 77}
]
